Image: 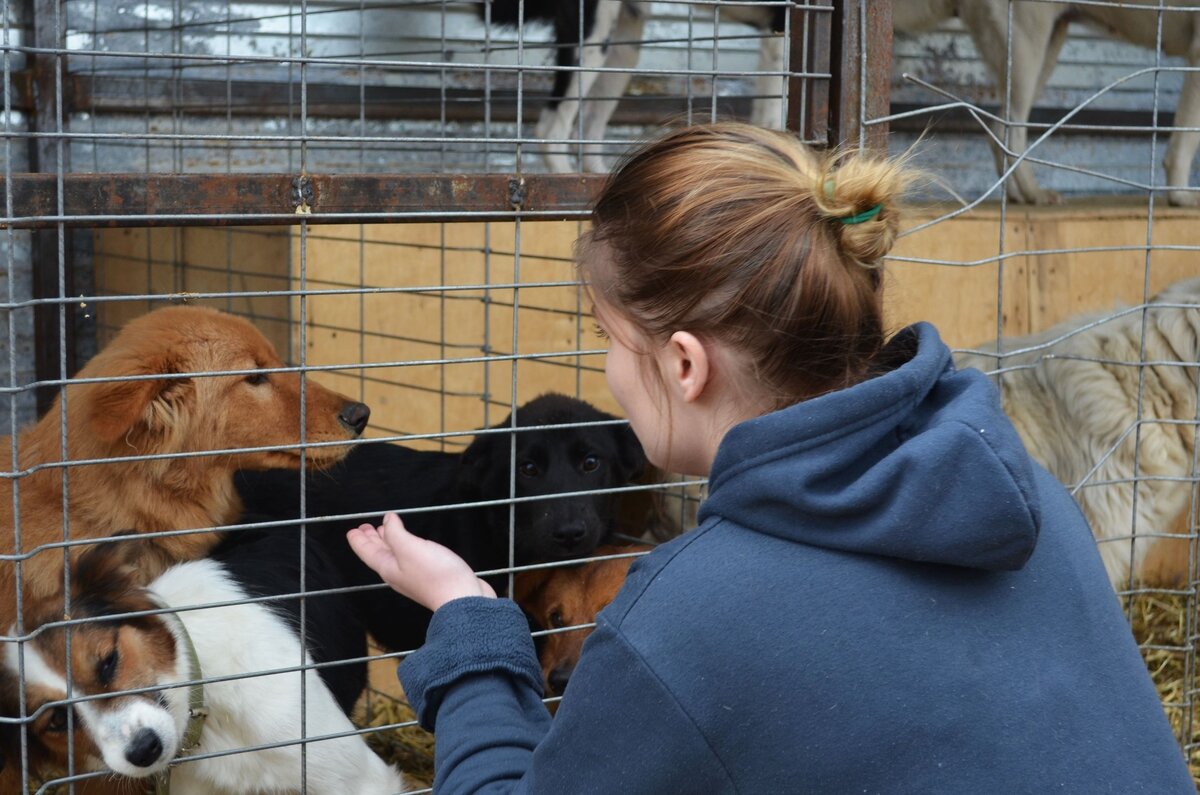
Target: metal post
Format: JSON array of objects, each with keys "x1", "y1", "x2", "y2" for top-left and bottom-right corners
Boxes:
[
  {"x1": 824, "y1": 0, "x2": 891, "y2": 152},
  {"x1": 27, "y1": 0, "x2": 76, "y2": 414}
]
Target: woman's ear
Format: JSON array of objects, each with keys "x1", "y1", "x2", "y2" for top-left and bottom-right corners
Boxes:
[{"x1": 663, "y1": 331, "x2": 711, "y2": 404}]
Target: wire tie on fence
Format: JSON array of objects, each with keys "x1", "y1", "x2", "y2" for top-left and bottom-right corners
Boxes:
[
  {"x1": 508, "y1": 177, "x2": 527, "y2": 211},
  {"x1": 292, "y1": 175, "x2": 314, "y2": 215}
]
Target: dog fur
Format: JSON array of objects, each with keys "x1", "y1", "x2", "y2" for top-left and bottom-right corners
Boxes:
[
  {"x1": 236, "y1": 392, "x2": 646, "y2": 655},
  {"x1": 955, "y1": 277, "x2": 1200, "y2": 589},
  {"x1": 496, "y1": 0, "x2": 1200, "y2": 205},
  {"x1": 895, "y1": 0, "x2": 1200, "y2": 206},
  {"x1": 514, "y1": 543, "x2": 650, "y2": 709},
  {"x1": 1, "y1": 537, "x2": 403, "y2": 795},
  {"x1": 0, "y1": 305, "x2": 369, "y2": 636},
  {"x1": 482, "y1": 0, "x2": 784, "y2": 173}
]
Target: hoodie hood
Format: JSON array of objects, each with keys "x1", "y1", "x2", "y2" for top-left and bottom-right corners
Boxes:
[{"x1": 700, "y1": 323, "x2": 1041, "y2": 571}]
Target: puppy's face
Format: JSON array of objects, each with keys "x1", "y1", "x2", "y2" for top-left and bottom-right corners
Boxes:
[
  {"x1": 461, "y1": 395, "x2": 646, "y2": 562},
  {"x1": 516, "y1": 546, "x2": 646, "y2": 703},
  {"x1": 75, "y1": 306, "x2": 368, "y2": 471},
  {"x1": 2, "y1": 543, "x2": 189, "y2": 780}
]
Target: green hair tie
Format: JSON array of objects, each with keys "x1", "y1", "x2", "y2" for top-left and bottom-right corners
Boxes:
[{"x1": 839, "y1": 203, "x2": 883, "y2": 225}]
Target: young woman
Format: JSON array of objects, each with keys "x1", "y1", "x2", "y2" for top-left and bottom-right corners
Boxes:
[{"x1": 349, "y1": 123, "x2": 1194, "y2": 793}]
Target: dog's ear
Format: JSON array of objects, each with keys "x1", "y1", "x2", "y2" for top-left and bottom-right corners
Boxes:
[
  {"x1": 71, "y1": 533, "x2": 152, "y2": 604},
  {"x1": 85, "y1": 351, "x2": 187, "y2": 444},
  {"x1": 459, "y1": 423, "x2": 509, "y2": 498},
  {"x1": 512, "y1": 568, "x2": 551, "y2": 607},
  {"x1": 611, "y1": 421, "x2": 646, "y2": 482}
]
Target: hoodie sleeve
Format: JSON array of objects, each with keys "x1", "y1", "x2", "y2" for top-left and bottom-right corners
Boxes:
[{"x1": 399, "y1": 596, "x2": 737, "y2": 795}]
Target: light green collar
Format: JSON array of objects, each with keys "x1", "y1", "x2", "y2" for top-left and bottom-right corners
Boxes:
[{"x1": 150, "y1": 601, "x2": 208, "y2": 795}]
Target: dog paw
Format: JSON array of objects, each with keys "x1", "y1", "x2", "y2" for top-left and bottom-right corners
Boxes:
[
  {"x1": 542, "y1": 152, "x2": 576, "y2": 174},
  {"x1": 1027, "y1": 188, "x2": 1065, "y2": 206},
  {"x1": 582, "y1": 155, "x2": 612, "y2": 173},
  {"x1": 1167, "y1": 188, "x2": 1200, "y2": 207},
  {"x1": 1006, "y1": 186, "x2": 1063, "y2": 206}
]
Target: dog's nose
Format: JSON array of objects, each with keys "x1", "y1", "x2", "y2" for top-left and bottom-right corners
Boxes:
[
  {"x1": 552, "y1": 522, "x2": 588, "y2": 548},
  {"x1": 337, "y1": 402, "x2": 371, "y2": 436},
  {"x1": 125, "y1": 728, "x2": 164, "y2": 768},
  {"x1": 548, "y1": 663, "x2": 575, "y2": 696}
]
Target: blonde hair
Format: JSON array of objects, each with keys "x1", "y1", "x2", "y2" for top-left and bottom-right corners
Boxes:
[{"x1": 579, "y1": 122, "x2": 915, "y2": 407}]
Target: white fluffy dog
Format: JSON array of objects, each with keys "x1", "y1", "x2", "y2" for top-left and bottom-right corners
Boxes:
[{"x1": 955, "y1": 277, "x2": 1200, "y2": 589}]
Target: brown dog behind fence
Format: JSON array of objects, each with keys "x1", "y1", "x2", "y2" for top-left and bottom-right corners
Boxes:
[
  {"x1": 0, "y1": 305, "x2": 368, "y2": 640},
  {"x1": 515, "y1": 544, "x2": 652, "y2": 712}
]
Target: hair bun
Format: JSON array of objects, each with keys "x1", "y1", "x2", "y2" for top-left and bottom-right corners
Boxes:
[{"x1": 815, "y1": 152, "x2": 913, "y2": 267}]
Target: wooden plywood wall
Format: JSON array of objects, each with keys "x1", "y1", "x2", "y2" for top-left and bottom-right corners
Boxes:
[
  {"x1": 888, "y1": 200, "x2": 1200, "y2": 344},
  {"x1": 288, "y1": 222, "x2": 615, "y2": 448},
  {"x1": 92, "y1": 201, "x2": 1200, "y2": 444},
  {"x1": 93, "y1": 227, "x2": 292, "y2": 354}
]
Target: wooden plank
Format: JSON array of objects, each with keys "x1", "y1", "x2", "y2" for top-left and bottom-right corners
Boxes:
[
  {"x1": 1023, "y1": 201, "x2": 1200, "y2": 330},
  {"x1": 289, "y1": 220, "x2": 618, "y2": 443},
  {"x1": 887, "y1": 206, "x2": 1032, "y2": 348},
  {"x1": 92, "y1": 227, "x2": 292, "y2": 354},
  {"x1": 88, "y1": 199, "x2": 1200, "y2": 447}
]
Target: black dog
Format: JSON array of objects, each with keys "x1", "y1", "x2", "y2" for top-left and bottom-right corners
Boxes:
[{"x1": 235, "y1": 393, "x2": 645, "y2": 654}]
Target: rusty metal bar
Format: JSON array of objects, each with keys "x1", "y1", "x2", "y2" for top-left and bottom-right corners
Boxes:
[
  {"x1": 795, "y1": 0, "x2": 832, "y2": 140},
  {"x1": 826, "y1": 0, "x2": 891, "y2": 151},
  {"x1": 0, "y1": 72, "x2": 757, "y2": 126},
  {"x1": 0, "y1": 71, "x2": 1175, "y2": 139},
  {"x1": 0, "y1": 173, "x2": 607, "y2": 228}
]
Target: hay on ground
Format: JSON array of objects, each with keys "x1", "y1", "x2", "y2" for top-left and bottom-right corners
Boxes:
[{"x1": 1128, "y1": 590, "x2": 1199, "y2": 786}]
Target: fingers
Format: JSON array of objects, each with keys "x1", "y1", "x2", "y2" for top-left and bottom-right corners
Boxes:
[
  {"x1": 345, "y1": 512, "x2": 497, "y2": 610},
  {"x1": 346, "y1": 524, "x2": 395, "y2": 576},
  {"x1": 378, "y1": 511, "x2": 412, "y2": 549}
]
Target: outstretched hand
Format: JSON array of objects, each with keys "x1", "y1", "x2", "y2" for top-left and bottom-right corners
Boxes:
[{"x1": 347, "y1": 512, "x2": 496, "y2": 613}]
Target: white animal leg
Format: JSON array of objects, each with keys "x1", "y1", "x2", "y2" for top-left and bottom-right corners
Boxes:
[
  {"x1": 538, "y1": 0, "x2": 622, "y2": 173},
  {"x1": 750, "y1": 33, "x2": 786, "y2": 129},
  {"x1": 1166, "y1": 55, "x2": 1200, "y2": 206},
  {"x1": 580, "y1": 2, "x2": 645, "y2": 172},
  {"x1": 959, "y1": 3, "x2": 1066, "y2": 205}
]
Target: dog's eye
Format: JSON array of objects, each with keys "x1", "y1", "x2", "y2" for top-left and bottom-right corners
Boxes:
[
  {"x1": 581, "y1": 454, "x2": 600, "y2": 473},
  {"x1": 244, "y1": 372, "x2": 269, "y2": 386},
  {"x1": 592, "y1": 322, "x2": 609, "y2": 341},
  {"x1": 46, "y1": 706, "x2": 71, "y2": 733},
  {"x1": 518, "y1": 461, "x2": 540, "y2": 478},
  {"x1": 97, "y1": 649, "x2": 119, "y2": 686},
  {"x1": 549, "y1": 610, "x2": 566, "y2": 629}
]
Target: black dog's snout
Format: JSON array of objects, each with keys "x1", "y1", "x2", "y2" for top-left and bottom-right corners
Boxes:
[
  {"x1": 548, "y1": 663, "x2": 575, "y2": 696},
  {"x1": 338, "y1": 402, "x2": 371, "y2": 436},
  {"x1": 125, "y1": 728, "x2": 164, "y2": 768},
  {"x1": 552, "y1": 522, "x2": 588, "y2": 547}
]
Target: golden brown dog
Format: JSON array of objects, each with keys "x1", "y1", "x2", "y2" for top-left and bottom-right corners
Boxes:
[
  {"x1": 514, "y1": 544, "x2": 650, "y2": 710},
  {"x1": 0, "y1": 305, "x2": 369, "y2": 637}
]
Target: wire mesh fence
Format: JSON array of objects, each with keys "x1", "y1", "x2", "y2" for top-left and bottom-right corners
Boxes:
[{"x1": 0, "y1": 0, "x2": 1198, "y2": 791}]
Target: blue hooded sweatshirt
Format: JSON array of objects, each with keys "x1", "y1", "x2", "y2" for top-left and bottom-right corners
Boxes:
[{"x1": 399, "y1": 323, "x2": 1194, "y2": 794}]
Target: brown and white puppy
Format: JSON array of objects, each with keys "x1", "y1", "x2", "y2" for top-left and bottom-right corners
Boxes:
[
  {"x1": 2, "y1": 538, "x2": 403, "y2": 794},
  {"x1": 515, "y1": 544, "x2": 651, "y2": 710},
  {"x1": 0, "y1": 305, "x2": 369, "y2": 633}
]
